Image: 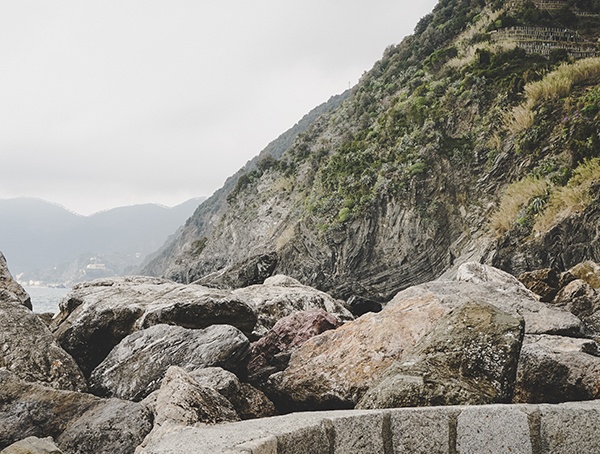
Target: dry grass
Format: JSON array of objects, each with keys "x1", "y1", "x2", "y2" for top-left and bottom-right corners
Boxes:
[
  {"x1": 489, "y1": 176, "x2": 549, "y2": 236},
  {"x1": 506, "y1": 57, "x2": 600, "y2": 133},
  {"x1": 533, "y1": 157, "x2": 600, "y2": 233}
]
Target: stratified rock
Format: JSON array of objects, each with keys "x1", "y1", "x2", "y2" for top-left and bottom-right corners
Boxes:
[
  {"x1": 193, "y1": 252, "x2": 277, "y2": 289},
  {"x1": 232, "y1": 276, "x2": 352, "y2": 337},
  {"x1": 569, "y1": 261, "x2": 600, "y2": 288},
  {"x1": 0, "y1": 251, "x2": 31, "y2": 309},
  {"x1": 89, "y1": 324, "x2": 250, "y2": 401},
  {"x1": 50, "y1": 276, "x2": 256, "y2": 376},
  {"x1": 347, "y1": 295, "x2": 382, "y2": 317},
  {"x1": 0, "y1": 300, "x2": 86, "y2": 392},
  {"x1": 513, "y1": 334, "x2": 600, "y2": 403},
  {"x1": 247, "y1": 309, "x2": 341, "y2": 387},
  {"x1": 190, "y1": 367, "x2": 276, "y2": 419},
  {"x1": 1, "y1": 436, "x2": 64, "y2": 454},
  {"x1": 554, "y1": 279, "x2": 600, "y2": 318},
  {"x1": 357, "y1": 301, "x2": 524, "y2": 409},
  {"x1": 0, "y1": 369, "x2": 151, "y2": 453},
  {"x1": 269, "y1": 264, "x2": 580, "y2": 412},
  {"x1": 518, "y1": 268, "x2": 561, "y2": 302}
]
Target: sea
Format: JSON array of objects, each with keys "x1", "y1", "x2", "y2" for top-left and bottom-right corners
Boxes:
[{"x1": 24, "y1": 286, "x2": 71, "y2": 314}]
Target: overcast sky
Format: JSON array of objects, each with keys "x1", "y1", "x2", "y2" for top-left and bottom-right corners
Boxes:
[{"x1": 0, "y1": 0, "x2": 438, "y2": 216}]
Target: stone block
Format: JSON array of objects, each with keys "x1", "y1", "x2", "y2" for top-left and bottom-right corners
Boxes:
[
  {"x1": 390, "y1": 406, "x2": 454, "y2": 454},
  {"x1": 275, "y1": 424, "x2": 330, "y2": 454},
  {"x1": 328, "y1": 412, "x2": 386, "y2": 454},
  {"x1": 538, "y1": 401, "x2": 600, "y2": 454},
  {"x1": 457, "y1": 405, "x2": 532, "y2": 454}
]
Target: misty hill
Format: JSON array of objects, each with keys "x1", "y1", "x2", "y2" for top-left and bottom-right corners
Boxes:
[
  {"x1": 142, "y1": 0, "x2": 600, "y2": 302},
  {"x1": 0, "y1": 197, "x2": 204, "y2": 285}
]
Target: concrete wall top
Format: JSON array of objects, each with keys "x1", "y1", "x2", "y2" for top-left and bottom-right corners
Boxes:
[{"x1": 139, "y1": 400, "x2": 600, "y2": 454}]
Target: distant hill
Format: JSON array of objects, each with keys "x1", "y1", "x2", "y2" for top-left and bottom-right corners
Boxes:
[{"x1": 0, "y1": 197, "x2": 204, "y2": 286}]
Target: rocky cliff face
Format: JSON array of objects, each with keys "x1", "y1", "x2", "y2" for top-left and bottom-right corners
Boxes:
[{"x1": 143, "y1": 0, "x2": 600, "y2": 302}]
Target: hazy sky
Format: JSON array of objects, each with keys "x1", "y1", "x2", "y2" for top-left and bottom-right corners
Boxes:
[{"x1": 0, "y1": 0, "x2": 438, "y2": 215}]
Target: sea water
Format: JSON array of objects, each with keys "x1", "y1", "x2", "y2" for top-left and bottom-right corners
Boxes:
[{"x1": 24, "y1": 286, "x2": 70, "y2": 314}]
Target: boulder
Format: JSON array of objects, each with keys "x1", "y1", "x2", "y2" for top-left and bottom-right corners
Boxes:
[
  {"x1": 193, "y1": 252, "x2": 277, "y2": 289},
  {"x1": 232, "y1": 275, "x2": 353, "y2": 337},
  {"x1": 569, "y1": 260, "x2": 600, "y2": 288},
  {"x1": 50, "y1": 276, "x2": 256, "y2": 376},
  {"x1": 0, "y1": 300, "x2": 86, "y2": 392},
  {"x1": 190, "y1": 367, "x2": 276, "y2": 419},
  {"x1": 0, "y1": 251, "x2": 31, "y2": 309},
  {"x1": 513, "y1": 334, "x2": 600, "y2": 403},
  {"x1": 1, "y1": 437, "x2": 64, "y2": 454},
  {"x1": 0, "y1": 369, "x2": 151, "y2": 452},
  {"x1": 553, "y1": 280, "x2": 600, "y2": 336},
  {"x1": 357, "y1": 301, "x2": 524, "y2": 409},
  {"x1": 268, "y1": 264, "x2": 579, "y2": 412},
  {"x1": 89, "y1": 324, "x2": 250, "y2": 401},
  {"x1": 518, "y1": 268, "x2": 561, "y2": 302},
  {"x1": 247, "y1": 309, "x2": 341, "y2": 388}
]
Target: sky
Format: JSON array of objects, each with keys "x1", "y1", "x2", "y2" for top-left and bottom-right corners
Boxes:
[{"x1": 0, "y1": 0, "x2": 438, "y2": 216}]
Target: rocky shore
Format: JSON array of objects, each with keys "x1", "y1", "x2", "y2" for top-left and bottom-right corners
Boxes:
[{"x1": 1, "y1": 251, "x2": 600, "y2": 453}]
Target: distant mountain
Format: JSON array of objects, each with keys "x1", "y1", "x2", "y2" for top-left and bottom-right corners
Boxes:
[{"x1": 0, "y1": 197, "x2": 204, "y2": 286}]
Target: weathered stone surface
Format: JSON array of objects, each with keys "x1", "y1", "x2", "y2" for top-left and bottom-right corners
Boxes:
[
  {"x1": 271, "y1": 264, "x2": 553, "y2": 412},
  {"x1": 390, "y1": 406, "x2": 455, "y2": 454},
  {"x1": 568, "y1": 260, "x2": 600, "y2": 288},
  {"x1": 518, "y1": 268, "x2": 560, "y2": 302},
  {"x1": 153, "y1": 367, "x2": 239, "y2": 426},
  {"x1": 232, "y1": 276, "x2": 352, "y2": 337},
  {"x1": 189, "y1": 367, "x2": 276, "y2": 419},
  {"x1": 193, "y1": 252, "x2": 277, "y2": 289},
  {"x1": 0, "y1": 300, "x2": 86, "y2": 392},
  {"x1": 0, "y1": 369, "x2": 151, "y2": 452},
  {"x1": 327, "y1": 413, "x2": 387, "y2": 454},
  {"x1": 0, "y1": 252, "x2": 31, "y2": 309},
  {"x1": 89, "y1": 324, "x2": 250, "y2": 401},
  {"x1": 50, "y1": 276, "x2": 256, "y2": 376},
  {"x1": 457, "y1": 405, "x2": 532, "y2": 454},
  {"x1": 513, "y1": 334, "x2": 600, "y2": 403},
  {"x1": 247, "y1": 309, "x2": 341, "y2": 387},
  {"x1": 268, "y1": 292, "x2": 452, "y2": 411},
  {"x1": 1, "y1": 436, "x2": 64, "y2": 454},
  {"x1": 56, "y1": 398, "x2": 153, "y2": 454},
  {"x1": 358, "y1": 302, "x2": 524, "y2": 409},
  {"x1": 553, "y1": 279, "x2": 600, "y2": 317}
]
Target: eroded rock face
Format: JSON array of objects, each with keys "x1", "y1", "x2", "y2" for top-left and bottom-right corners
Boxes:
[
  {"x1": 232, "y1": 276, "x2": 353, "y2": 337},
  {"x1": 247, "y1": 309, "x2": 342, "y2": 388},
  {"x1": 89, "y1": 324, "x2": 250, "y2": 401},
  {"x1": 50, "y1": 276, "x2": 256, "y2": 376},
  {"x1": 0, "y1": 251, "x2": 31, "y2": 309},
  {"x1": 0, "y1": 369, "x2": 151, "y2": 453},
  {"x1": 0, "y1": 300, "x2": 86, "y2": 392},
  {"x1": 518, "y1": 268, "x2": 561, "y2": 302},
  {"x1": 513, "y1": 334, "x2": 600, "y2": 404},
  {"x1": 357, "y1": 301, "x2": 524, "y2": 409},
  {"x1": 569, "y1": 261, "x2": 600, "y2": 288},
  {"x1": 193, "y1": 252, "x2": 278, "y2": 289}
]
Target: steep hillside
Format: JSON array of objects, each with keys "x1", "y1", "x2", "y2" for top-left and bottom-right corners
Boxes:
[
  {"x1": 0, "y1": 198, "x2": 203, "y2": 285},
  {"x1": 144, "y1": 0, "x2": 600, "y2": 302}
]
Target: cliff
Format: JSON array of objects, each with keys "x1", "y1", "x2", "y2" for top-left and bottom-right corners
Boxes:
[{"x1": 143, "y1": 0, "x2": 600, "y2": 302}]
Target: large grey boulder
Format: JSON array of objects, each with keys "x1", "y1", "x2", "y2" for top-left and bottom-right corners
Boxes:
[
  {"x1": 50, "y1": 276, "x2": 256, "y2": 376},
  {"x1": 193, "y1": 252, "x2": 278, "y2": 289},
  {"x1": 89, "y1": 324, "x2": 250, "y2": 401},
  {"x1": 513, "y1": 334, "x2": 600, "y2": 403},
  {"x1": 1, "y1": 436, "x2": 64, "y2": 454},
  {"x1": 190, "y1": 367, "x2": 276, "y2": 420},
  {"x1": 0, "y1": 299, "x2": 86, "y2": 392},
  {"x1": 357, "y1": 301, "x2": 524, "y2": 409},
  {"x1": 268, "y1": 263, "x2": 576, "y2": 412},
  {"x1": 0, "y1": 369, "x2": 152, "y2": 453},
  {"x1": 232, "y1": 275, "x2": 352, "y2": 337},
  {"x1": 0, "y1": 251, "x2": 31, "y2": 309}
]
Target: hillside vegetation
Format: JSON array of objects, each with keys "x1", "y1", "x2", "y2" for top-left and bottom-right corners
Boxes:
[{"x1": 144, "y1": 0, "x2": 600, "y2": 301}]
